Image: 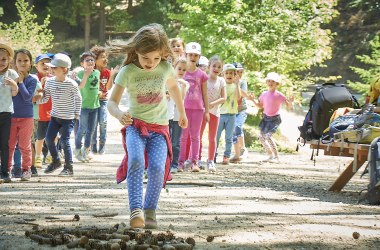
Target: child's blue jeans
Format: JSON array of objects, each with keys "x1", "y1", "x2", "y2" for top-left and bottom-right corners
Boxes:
[
  {"x1": 126, "y1": 126, "x2": 167, "y2": 211},
  {"x1": 216, "y1": 114, "x2": 236, "y2": 158},
  {"x1": 46, "y1": 117, "x2": 75, "y2": 165},
  {"x1": 75, "y1": 108, "x2": 98, "y2": 149}
]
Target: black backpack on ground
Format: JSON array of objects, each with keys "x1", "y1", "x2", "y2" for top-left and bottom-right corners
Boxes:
[
  {"x1": 360, "y1": 137, "x2": 380, "y2": 205},
  {"x1": 298, "y1": 83, "x2": 359, "y2": 142}
]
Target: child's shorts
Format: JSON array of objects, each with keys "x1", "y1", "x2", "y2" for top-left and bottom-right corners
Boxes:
[
  {"x1": 37, "y1": 121, "x2": 50, "y2": 140},
  {"x1": 259, "y1": 114, "x2": 281, "y2": 135}
]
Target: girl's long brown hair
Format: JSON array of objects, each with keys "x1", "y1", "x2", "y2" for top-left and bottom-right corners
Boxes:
[{"x1": 107, "y1": 23, "x2": 173, "y2": 66}]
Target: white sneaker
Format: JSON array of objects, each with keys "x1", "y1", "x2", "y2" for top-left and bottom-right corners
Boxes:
[
  {"x1": 81, "y1": 147, "x2": 90, "y2": 162},
  {"x1": 184, "y1": 160, "x2": 192, "y2": 171},
  {"x1": 262, "y1": 156, "x2": 274, "y2": 162},
  {"x1": 75, "y1": 148, "x2": 85, "y2": 162},
  {"x1": 269, "y1": 156, "x2": 280, "y2": 163},
  {"x1": 240, "y1": 148, "x2": 248, "y2": 159},
  {"x1": 207, "y1": 160, "x2": 216, "y2": 172}
]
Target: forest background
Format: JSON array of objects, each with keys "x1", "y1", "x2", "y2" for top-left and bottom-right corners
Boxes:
[{"x1": 1, "y1": 0, "x2": 380, "y2": 102}]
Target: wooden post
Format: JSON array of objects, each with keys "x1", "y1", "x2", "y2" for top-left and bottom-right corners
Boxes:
[{"x1": 329, "y1": 158, "x2": 366, "y2": 192}]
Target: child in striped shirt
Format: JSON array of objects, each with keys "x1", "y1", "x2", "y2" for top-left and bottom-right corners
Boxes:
[{"x1": 35, "y1": 53, "x2": 82, "y2": 176}]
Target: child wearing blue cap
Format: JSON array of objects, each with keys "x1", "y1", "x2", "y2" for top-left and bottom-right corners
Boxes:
[{"x1": 33, "y1": 53, "x2": 54, "y2": 170}]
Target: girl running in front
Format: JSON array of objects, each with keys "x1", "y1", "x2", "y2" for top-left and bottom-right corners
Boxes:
[
  {"x1": 107, "y1": 23, "x2": 188, "y2": 229},
  {"x1": 199, "y1": 55, "x2": 226, "y2": 172},
  {"x1": 178, "y1": 42, "x2": 209, "y2": 172},
  {"x1": 251, "y1": 72, "x2": 294, "y2": 162}
]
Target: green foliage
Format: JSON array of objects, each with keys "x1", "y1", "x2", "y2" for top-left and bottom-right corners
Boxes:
[
  {"x1": 348, "y1": 35, "x2": 380, "y2": 95},
  {"x1": 172, "y1": 0, "x2": 338, "y2": 96},
  {"x1": 0, "y1": 0, "x2": 54, "y2": 57}
]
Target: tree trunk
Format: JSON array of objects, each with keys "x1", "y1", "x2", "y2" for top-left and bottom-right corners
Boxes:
[
  {"x1": 99, "y1": 2, "x2": 106, "y2": 45},
  {"x1": 84, "y1": 13, "x2": 91, "y2": 51}
]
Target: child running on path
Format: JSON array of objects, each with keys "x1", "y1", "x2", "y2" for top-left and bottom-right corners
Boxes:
[
  {"x1": 251, "y1": 72, "x2": 294, "y2": 162},
  {"x1": 8, "y1": 49, "x2": 37, "y2": 181},
  {"x1": 36, "y1": 53, "x2": 82, "y2": 176},
  {"x1": 107, "y1": 23, "x2": 187, "y2": 229},
  {"x1": 0, "y1": 44, "x2": 19, "y2": 183},
  {"x1": 178, "y1": 42, "x2": 209, "y2": 172},
  {"x1": 199, "y1": 55, "x2": 226, "y2": 172},
  {"x1": 215, "y1": 64, "x2": 241, "y2": 165}
]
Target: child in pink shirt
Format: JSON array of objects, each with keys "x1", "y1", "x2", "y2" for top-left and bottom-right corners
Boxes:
[
  {"x1": 178, "y1": 42, "x2": 209, "y2": 172},
  {"x1": 252, "y1": 72, "x2": 294, "y2": 162}
]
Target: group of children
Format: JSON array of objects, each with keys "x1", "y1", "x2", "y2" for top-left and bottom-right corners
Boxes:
[
  {"x1": 0, "y1": 22, "x2": 293, "y2": 229},
  {"x1": 0, "y1": 43, "x2": 117, "y2": 183}
]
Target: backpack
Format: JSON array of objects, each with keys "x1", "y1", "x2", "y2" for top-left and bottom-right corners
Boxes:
[
  {"x1": 298, "y1": 83, "x2": 359, "y2": 142},
  {"x1": 360, "y1": 136, "x2": 380, "y2": 205}
]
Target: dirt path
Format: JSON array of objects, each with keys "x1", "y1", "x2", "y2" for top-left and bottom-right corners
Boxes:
[{"x1": 1, "y1": 113, "x2": 380, "y2": 249}]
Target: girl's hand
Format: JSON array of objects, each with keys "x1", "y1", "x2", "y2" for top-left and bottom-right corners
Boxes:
[
  {"x1": 248, "y1": 93, "x2": 255, "y2": 101},
  {"x1": 70, "y1": 71, "x2": 77, "y2": 80},
  {"x1": 118, "y1": 111, "x2": 133, "y2": 126},
  {"x1": 204, "y1": 111, "x2": 210, "y2": 122},
  {"x1": 17, "y1": 72, "x2": 25, "y2": 84},
  {"x1": 111, "y1": 65, "x2": 120, "y2": 76},
  {"x1": 33, "y1": 92, "x2": 43, "y2": 102},
  {"x1": 4, "y1": 77, "x2": 17, "y2": 87},
  {"x1": 209, "y1": 103, "x2": 215, "y2": 109},
  {"x1": 178, "y1": 112, "x2": 188, "y2": 128},
  {"x1": 289, "y1": 95, "x2": 295, "y2": 103}
]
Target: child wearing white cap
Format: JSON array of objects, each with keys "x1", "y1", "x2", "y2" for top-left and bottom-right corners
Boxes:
[
  {"x1": 178, "y1": 42, "x2": 209, "y2": 172},
  {"x1": 251, "y1": 72, "x2": 294, "y2": 162},
  {"x1": 215, "y1": 64, "x2": 241, "y2": 165}
]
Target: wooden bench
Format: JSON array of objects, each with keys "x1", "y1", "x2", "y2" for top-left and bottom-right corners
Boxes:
[{"x1": 308, "y1": 140, "x2": 369, "y2": 192}]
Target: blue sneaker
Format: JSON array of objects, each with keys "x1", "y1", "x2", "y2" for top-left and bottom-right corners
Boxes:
[{"x1": 11, "y1": 167, "x2": 22, "y2": 178}]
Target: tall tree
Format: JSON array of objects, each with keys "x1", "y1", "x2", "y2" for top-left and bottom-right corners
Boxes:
[
  {"x1": 172, "y1": 0, "x2": 338, "y2": 90},
  {"x1": 0, "y1": 0, "x2": 53, "y2": 57}
]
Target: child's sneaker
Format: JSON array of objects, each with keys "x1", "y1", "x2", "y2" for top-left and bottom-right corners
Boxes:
[
  {"x1": 178, "y1": 162, "x2": 185, "y2": 172},
  {"x1": 262, "y1": 155, "x2": 274, "y2": 162},
  {"x1": 184, "y1": 160, "x2": 192, "y2": 171},
  {"x1": 81, "y1": 147, "x2": 90, "y2": 162},
  {"x1": 44, "y1": 161, "x2": 62, "y2": 173},
  {"x1": 59, "y1": 165, "x2": 74, "y2": 176},
  {"x1": 191, "y1": 162, "x2": 200, "y2": 172},
  {"x1": 21, "y1": 169, "x2": 32, "y2": 181},
  {"x1": 198, "y1": 160, "x2": 207, "y2": 170},
  {"x1": 31, "y1": 166, "x2": 38, "y2": 177},
  {"x1": 91, "y1": 144, "x2": 97, "y2": 154},
  {"x1": 130, "y1": 208, "x2": 145, "y2": 228},
  {"x1": 98, "y1": 143, "x2": 105, "y2": 155},
  {"x1": 222, "y1": 156, "x2": 230, "y2": 165},
  {"x1": 11, "y1": 167, "x2": 22, "y2": 178},
  {"x1": 240, "y1": 148, "x2": 248, "y2": 159},
  {"x1": 44, "y1": 155, "x2": 53, "y2": 164},
  {"x1": 0, "y1": 172, "x2": 12, "y2": 183},
  {"x1": 34, "y1": 156, "x2": 43, "y2": 168},
  {"x1": 207, "y1": 160, "x2": 216, "y2": 172},
  {"x1": 144, "y1": 209, "x2": 157, "y2": 229},
  {"x1": 269, "y1": 156, "x2": 280, "y2": 163},
  {"x1": 75, "y1": 148, "x2": 85, "y2": 162},
  {"x1": 230, "y1": 155, "x2": 242, "y2": 163}
]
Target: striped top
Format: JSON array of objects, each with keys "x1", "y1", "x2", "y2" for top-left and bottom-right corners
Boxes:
[{"x1": 37, "y1": 76, "x2": 82, "y2": 120}]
